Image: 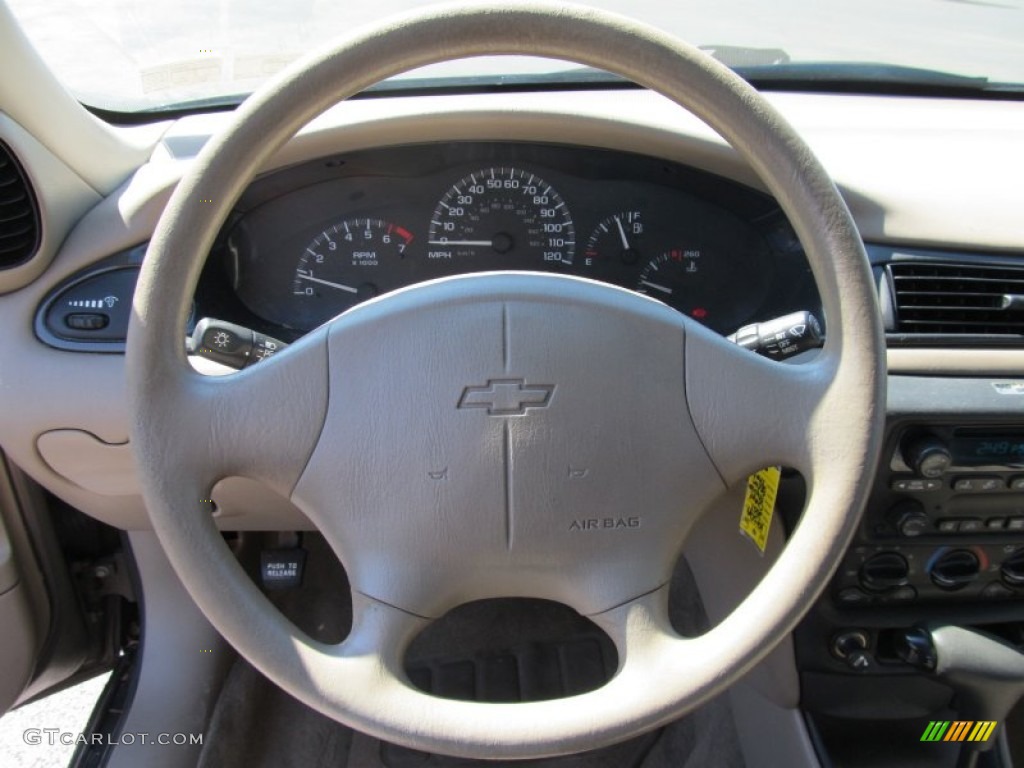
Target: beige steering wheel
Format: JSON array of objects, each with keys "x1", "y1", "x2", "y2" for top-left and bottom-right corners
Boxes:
[{"x1": 127, "y1": 2, "x2": 885, "y2": 759}]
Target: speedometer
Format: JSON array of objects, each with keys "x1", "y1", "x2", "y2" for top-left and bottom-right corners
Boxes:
[{"x1": 427, "y1": 167, "x2": 575, "y2": 267}]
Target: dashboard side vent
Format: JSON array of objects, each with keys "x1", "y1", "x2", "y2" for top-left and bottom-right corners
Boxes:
[
  {"x1": 889, "y1": 262, "x2": 1024, "y2": 338},
  {"x1": 0, "y1": 140, "x2": 41, "y2": 269}
]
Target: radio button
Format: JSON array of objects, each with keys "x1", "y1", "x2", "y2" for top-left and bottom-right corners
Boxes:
[
  {"x1": 959, "y1": 518, "x2": 984, "y2": 533},
  {"x1": 890, "y1": 477, "x2": 943, "y2": 492},
  {"x1": 953, "y1": 476, "x2": 1005, "y2": 493},
  {"x1": 986, "y1": 518, "x2": 1007, "y2": 531},
  {"x1": 937, "y1": 519, "x2": 960, "y2": 533},
  {"x1": 1007, "y1": 518, "x2": 1024, "y2": 532}
]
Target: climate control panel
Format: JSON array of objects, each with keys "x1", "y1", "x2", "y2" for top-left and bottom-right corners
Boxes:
[
  {"x1": 832, "y1": 423, "x2": 1024, "y2": 607},
  {"x1": 834, "y1": 542, "x2": 1024, "y2": 605}
]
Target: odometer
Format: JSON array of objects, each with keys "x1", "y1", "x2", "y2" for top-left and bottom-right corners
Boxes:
[{"x1": 427, "y1": 167, "x2": 575, "y2": 267}]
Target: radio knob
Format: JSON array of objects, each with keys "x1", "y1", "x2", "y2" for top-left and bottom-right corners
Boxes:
[
  {"x1": 889, "y1": 500, "x2": 930, "y2": 537},
  {"x1": 903, "y1": 435, "x2": 952, "y2": 479}
]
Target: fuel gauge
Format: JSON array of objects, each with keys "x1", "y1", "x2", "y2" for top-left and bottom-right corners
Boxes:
[{"x1": 583, "y1": 211, "x2": 644, "y2": 268}]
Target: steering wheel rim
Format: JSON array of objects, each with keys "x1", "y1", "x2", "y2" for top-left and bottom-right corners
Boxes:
[{"x1": 127, "y1": 1, "x2": 885, "y2": 759}]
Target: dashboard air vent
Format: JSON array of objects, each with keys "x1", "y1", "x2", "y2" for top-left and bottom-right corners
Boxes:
[
  {"x1": 0, "y1": 140, "x2": 41, "y2": 269},
  {"x1": 889, "y1": 262, "x2": 1024, "y2": 337}
]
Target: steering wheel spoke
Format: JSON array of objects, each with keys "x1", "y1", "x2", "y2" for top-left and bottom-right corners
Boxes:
[
  {"x1": 330, "y1": 592, "x2": 430, "y2": 681},
  {"x1": 684, "y1": 322, "x2": 837, "y2": 486},
  {"x1": 595, "y1": 588, "x2": 722, "y2": 715},
  {"x1": 299, "y1": 586, "x2": 707, "y2": 758},
  {"x1": 207, "y1": 331, "x2": 328, "y2": 493},
  {"x1": 136, "y1": 328, "x2": 330, "y2": 499}
]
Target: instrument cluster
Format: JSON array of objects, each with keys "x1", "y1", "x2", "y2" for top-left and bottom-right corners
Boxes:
[{"x1": 216, "y1": 143, "x2": 818, "y2": 337}]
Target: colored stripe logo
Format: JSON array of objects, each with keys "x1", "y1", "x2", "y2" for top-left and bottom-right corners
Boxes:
[{"x1": 920, "y1": 721, "x2": 997, "y2": 743}]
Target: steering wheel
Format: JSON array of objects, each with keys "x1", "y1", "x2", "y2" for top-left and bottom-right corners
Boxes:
[{"x1": 127, "y1": 2, "x2": 884, "y2": 759}]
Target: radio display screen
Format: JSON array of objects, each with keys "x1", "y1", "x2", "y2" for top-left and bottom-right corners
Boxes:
[{"x1": 951, "y1": 435, "x2": 1024, "y2": 465}]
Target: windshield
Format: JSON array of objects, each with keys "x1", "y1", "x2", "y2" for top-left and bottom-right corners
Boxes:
[{"x1": 7, "y1": 0, "x2": 1024, "y2": 113}]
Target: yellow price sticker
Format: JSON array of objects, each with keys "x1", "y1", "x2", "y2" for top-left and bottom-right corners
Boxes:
[{"x1": 740, "y1": 467, "x2": 781, "y2": 554}]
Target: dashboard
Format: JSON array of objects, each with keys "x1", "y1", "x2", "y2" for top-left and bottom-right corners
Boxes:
[
  {"x1": 0, "y1": 68, "x2": 1023, "y2": 768},
  {"x1": 212, "y1": 142, "x2": 818, "y2": 338}
]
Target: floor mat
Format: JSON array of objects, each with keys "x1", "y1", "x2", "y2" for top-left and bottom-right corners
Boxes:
[{"x1": 197, "y1": 536, "x2": 745, "y2": 768}]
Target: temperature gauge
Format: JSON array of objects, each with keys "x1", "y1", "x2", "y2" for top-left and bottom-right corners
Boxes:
[{"x1": 636, "y1": 247, "x2": 727, "y2": 327}]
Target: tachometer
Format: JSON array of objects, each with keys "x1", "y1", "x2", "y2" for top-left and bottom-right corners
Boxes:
[
  {"x1": 427, "y1": 167, "x2": 575, "y2": 267},
  {"x1": 293, "y1": 217, "x2": 412, "y2": 325}
]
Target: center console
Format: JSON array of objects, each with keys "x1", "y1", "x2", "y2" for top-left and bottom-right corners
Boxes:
[
  {"x1": 795, "y1": 376, "x2": 1024, "y2": 767},
  {"x1": 833, "y1": 424, "x2": 1024, "y2": 607}
]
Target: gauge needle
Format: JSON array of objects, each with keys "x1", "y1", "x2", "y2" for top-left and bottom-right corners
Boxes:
[
  {"x1": 614, "y1": 215, "x2": 630, "y2": 250},
  {"x1": 639, "y1": 279, "x2": 673, "y2": 295},
  {"x1": 297, "y1": 273, "x2": 358, "y2": 294},
  {"x1": 427, "y1": 240, "x2": 493, "y2": 246}
]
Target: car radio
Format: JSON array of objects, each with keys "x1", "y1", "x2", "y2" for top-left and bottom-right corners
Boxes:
[
  {"x1": 831, "y1": 424, "x2": 1024, "y2": 607},
  {"x1": 898, "y1": 426, "x2": 1024, "y2": 480}
]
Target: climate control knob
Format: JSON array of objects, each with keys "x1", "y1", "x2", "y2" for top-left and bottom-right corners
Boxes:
[
  {"x1": 860, "y1": 552, "x2": 910, "y2": 592},
  {"x1": 1001, "y1": 549, "x2": 1024, "y2": 587},
  {"x1": 929, "y1": 549, "x2": 980, "y2": 591}
]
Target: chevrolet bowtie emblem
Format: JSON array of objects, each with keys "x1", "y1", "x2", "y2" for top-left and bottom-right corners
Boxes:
[{"x1": 457, "y1": 379, "x2": 554, "y2": 416}]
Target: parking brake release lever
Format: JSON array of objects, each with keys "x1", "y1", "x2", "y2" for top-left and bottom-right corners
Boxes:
[{"x1": 899, "y1": 625, "x2": 1024, "y2": 766}]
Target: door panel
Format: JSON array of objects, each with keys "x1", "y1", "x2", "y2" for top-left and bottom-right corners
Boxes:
[
  {"x1": 0, "y1": 453, "x2": 99, "y2": 713},
  {"x1": 0, "y1": 468, "x2": 44, "y2": 712}
]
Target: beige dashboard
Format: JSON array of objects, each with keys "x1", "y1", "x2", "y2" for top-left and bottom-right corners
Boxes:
[{"x1": 0, "y1": 87, "x2": 1022, "y2": 530}]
